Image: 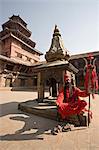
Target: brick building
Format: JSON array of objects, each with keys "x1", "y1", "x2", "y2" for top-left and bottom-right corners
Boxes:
[{"x1": 0, "y1": 15, "x2": 43, "y2": 90}]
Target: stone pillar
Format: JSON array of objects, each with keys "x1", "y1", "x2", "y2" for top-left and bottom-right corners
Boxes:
[
  {"x1": 37, "y1": 72, "x2": 44, "y2": 100},
  {"x1": 50, "y1": 87, "x2": 52, "y2": 97},
  {"x1": 56, "y1": 82, "x2": 59, "y2": 96},
  {"x1": 62, "y1": 70, "x2": 65, "y2": 85},
  {"x1": 0, "y1": 74, "x2": 6, "y2": 87}
]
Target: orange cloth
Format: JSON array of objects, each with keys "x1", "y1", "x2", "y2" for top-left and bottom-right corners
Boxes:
[{"x1": 56, "y1": 87, "x2": 88, "y2": 119}]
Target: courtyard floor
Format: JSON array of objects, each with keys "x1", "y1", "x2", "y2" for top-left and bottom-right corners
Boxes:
[{"x1": 0, "y1": 91, "x2": 99, "y2": 150}]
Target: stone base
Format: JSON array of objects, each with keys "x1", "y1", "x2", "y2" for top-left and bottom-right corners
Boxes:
[
  {"x1": 18, "y1": 98, "x2": 87, "y2": 126},
  {"x1": 18, "y1": 98, "x2": 57, "y2": 120}
]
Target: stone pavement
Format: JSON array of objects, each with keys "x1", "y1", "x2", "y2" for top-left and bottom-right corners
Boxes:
[{"x1": 0, "y1": 91, "x2": 99, "y2": 150}]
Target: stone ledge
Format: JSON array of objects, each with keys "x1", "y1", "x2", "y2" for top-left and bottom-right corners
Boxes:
[
  {"x1": 18, "y1": 99, "x2": 87, "y2": 126},
  {"x1": 18, "y1": 99, "x2": 57, "y2": 120}
]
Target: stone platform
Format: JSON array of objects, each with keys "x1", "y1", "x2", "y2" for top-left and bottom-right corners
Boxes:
[
  {"x1": 18, "y1": 98, "x2": 87, "y2": 126},
  {"x1": 18, "y1": 98, "x2": 58, "y2": 120}
]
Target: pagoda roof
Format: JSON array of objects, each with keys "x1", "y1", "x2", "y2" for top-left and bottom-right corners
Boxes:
[
  {"x1": 70, "y1": 51, "x2": 99, "y2": 60},
  {"x1": 0, "y1": 54, "x2": 45, "y2": 69},
  {"x1": 32, "y1": 60, "x2": 78, "y2": 74},
  {"x1": 0, "y1": 28, "x2": 43, "y2": 55},
  {"x1": 0, "y1": 54, "x2": 31, "y2": 66},
  {"x1": 2, "y1": 19, "x2": 31, "y2": 37},
  {"x1": 9, "y1": 15, "x2": 27, "y2": 27}
]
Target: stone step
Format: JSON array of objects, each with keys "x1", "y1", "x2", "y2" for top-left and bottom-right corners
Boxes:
[
  {"x1": 18, "y1": 99, "x2": 57, "y2": 120},
  {"x1": 18, "y1": 99, "x2": 88, "y2": 126}
]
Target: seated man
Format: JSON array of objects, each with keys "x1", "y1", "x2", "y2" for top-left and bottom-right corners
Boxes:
[
  {"x1": 51, "y1": 74, "x2": 89, "y2": 135},
  {"x1": 56, "y1": 74, "x2": 89, "y2": 124}
]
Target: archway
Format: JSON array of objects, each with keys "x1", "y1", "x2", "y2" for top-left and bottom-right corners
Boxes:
[{"x1": 49, "y1": 78, "x2": 57, "y2": 97}]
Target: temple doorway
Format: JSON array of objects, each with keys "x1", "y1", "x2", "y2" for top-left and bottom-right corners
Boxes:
[{"x1": 49, "y1": 78, "x2": 57, "y2": 97}]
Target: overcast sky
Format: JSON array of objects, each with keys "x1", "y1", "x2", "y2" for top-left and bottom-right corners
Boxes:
[{"x1": 0, "y1": 0, "x2": 99, "y2": 60}]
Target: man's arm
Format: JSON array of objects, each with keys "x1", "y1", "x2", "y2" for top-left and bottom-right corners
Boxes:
[{"x1": 75, "y1": 87, "x2": 89, "y2": 97}]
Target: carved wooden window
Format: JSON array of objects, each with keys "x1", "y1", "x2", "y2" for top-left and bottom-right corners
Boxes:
[
  {"x1": 27, "y1": 57, "x2": 31, "y2": 62},
  {"x1": 20, "y1": 66, "x2": 26, "y2": 72},
  {"x1": 17, "y1": 52, "x2": 22, "y2": 58},
  {"x1": 5, "y1": 64, "x2": 14, "y2": 71}
]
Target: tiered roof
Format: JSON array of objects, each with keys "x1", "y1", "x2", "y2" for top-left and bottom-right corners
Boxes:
[{"x1": 0, "y1": 15, "x2": 43, "y2": 55}]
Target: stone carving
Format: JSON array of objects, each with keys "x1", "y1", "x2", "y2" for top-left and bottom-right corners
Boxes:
[{"x1": 45, "y1": 25, "x2": 70, "y2": 62}]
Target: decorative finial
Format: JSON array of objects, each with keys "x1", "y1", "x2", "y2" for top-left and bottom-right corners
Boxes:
[
  {"x1": 55, "y1": 24, "x2": 57, "y2": 30},
  {"x1": 53, "y1": 24, "x2": 61, "y2": 37}
]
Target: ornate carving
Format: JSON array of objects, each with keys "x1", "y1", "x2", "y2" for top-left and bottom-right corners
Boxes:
[{"x1": 45, "y1": 25, "x2": 70, "y2": 62}]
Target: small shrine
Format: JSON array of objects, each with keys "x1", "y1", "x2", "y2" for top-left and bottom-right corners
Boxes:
[{"x1": 33, "y1": 25, "x2": 78, "y2": 100}]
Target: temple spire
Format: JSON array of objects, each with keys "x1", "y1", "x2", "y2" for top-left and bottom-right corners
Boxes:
[{"x1": 45, "y1": 25, "x2": 70, "y2": 62}]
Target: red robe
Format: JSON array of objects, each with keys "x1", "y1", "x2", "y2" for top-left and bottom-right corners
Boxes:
[{"x1": 56, "y1": 87, "x2": 88, "y2": 119}]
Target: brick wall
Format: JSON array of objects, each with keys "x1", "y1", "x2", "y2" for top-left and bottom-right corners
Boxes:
[{"x1": 10, "y1": 39, "x2": 40, "y2": 63}]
